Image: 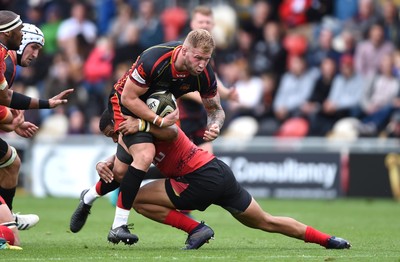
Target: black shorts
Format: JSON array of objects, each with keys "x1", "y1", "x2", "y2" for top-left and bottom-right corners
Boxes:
[
  {"x1": 122, "y1": 132, "x2": 153, "y2": 148},
  {"x1": 116, "y1": 144, "x2": 133, "y2": 165},
  {"x1": 0, "y1": 138, "x2": 8, "y2": 159},
  {"x1": 165, "y1": 158, "x2": 252, "y2": 213},
  {"x1": 180, "y1": 118, "x2": 207, "y2": 146}
]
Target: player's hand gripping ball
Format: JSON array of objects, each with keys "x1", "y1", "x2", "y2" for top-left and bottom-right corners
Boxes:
[{"x1": 146, "y1": 90, "x2": 177, "y2": 117}]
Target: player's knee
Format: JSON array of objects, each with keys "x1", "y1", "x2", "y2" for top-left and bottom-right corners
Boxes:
[
  {"x1": 0, "y1": 147, "x2": 21, "y2": 175},
  {"x1": 134, "y1": 152, "x2": 154, "y2": 167},
  {"x1": 12, "y1": 155, "x2": 21, "y2": 168},
  {"x1": 113, "y1": 169, "x2": 125, "y2": 182}
]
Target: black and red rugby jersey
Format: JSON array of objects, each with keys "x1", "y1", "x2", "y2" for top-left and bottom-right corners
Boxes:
[
  {"x1": 4, "y1": 50, "x2": 17, "y2": 88},
  {"x1": 113, "y1": 41, "x2": 217, "y2": 106}
]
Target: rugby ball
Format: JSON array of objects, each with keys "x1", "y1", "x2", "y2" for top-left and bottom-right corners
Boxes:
[
  {"x1": 146, "y1": 90, "x2": 177, "y2": 117},
  {"x1": 0, "y1": 225, "x2": 15, "y2": 245}
]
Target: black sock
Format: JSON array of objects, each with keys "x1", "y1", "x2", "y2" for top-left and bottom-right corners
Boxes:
[
  {"x1": 119, "y1": 166, "x2": 146, "y2": 209},
  {"x1": 0, "y1": 187, "x2": 16, "y2": 211},
  {"x1": 98, "y1": 179, "x2": 120, "y2": 195}
]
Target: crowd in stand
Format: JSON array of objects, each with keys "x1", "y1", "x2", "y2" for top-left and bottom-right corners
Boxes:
[{"x1": 2, "y1": 0, "x2": 400, "y2": 139}]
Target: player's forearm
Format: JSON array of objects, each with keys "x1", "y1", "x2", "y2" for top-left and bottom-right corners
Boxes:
[
  {"x1": 0, "y1": 88, "x2": 12, "y2": 107},
  {"x1": 0, "y1": 123, "x2": 15, "y2": 132},
  {"x1": 203, "y1": 94, "x2": 225, "y2": 129},
  {"x1": 149, "y1": 124, "x2": 178, "y2": 141},
  {"x1": 0, "y1": 90, "x2": 50, "y2": 109},
  {"x1": 207, "y1": 108, "x2": 225, "y2": 129},
  {"x1": 121, "y1": 95, "x2": 160, "y2": 125}
]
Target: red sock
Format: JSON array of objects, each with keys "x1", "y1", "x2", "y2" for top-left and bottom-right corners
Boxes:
[
  {"x1": 164, "y1": 210, "x2": 199, "y2": 233},
  {"x1": 304, "y1": 226, "x2": 331, "y2": 247},
  {"x1": 95, "y1": 181, "x2": 102, "y2": 195}
]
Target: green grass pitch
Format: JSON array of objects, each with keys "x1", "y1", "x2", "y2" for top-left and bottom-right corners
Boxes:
[{"x1": 2, "y1": 195, "x2": 400, "y2": 261}]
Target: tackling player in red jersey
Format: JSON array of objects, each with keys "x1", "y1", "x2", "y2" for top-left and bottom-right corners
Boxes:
[{"x1": 72, "y1": 109, "x2": 351, "y2": 250}]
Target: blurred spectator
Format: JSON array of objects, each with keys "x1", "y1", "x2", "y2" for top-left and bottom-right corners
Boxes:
[
  {"x1": 35, "y1": 106, "x2": 69, "y2": 139},
  {"x1": 279, "y1": 0, "x2": 312, "y2": 29},
  {"x1": 108, "y1": 2, "x2": 136, "y2": 47},
  {"x1": 24, "y1": 5, "x2": 44, "y2": 26},
  {"x1": 353, "y1": 53, "x2": 399, "y2": 119},
  {"x1": 242, "y1": 0, "x2": 275, "y2": 42},
  {"x1": 301, "y1": 57, "x2": 337, "y2": 135},
  {"x1": 250, "y1": 21, "x2": 287, "y2": 78},
  {"x1": 309, "y1": 55, "x2": 365, "y2": 136},
  {"x1": 332, "y1": 29, "x2": 357, "y2": 59},
  {"x1": 306, "y1": 26, "x2": 340, "y2": 68},
  {"x1": 57, "y1": 2, "x2": 97, "y2": 48},
  {"x1": 333, "y1": 0, "x2": 359, "y2": 21},
  {"x1": 224, "y1": 59, "x2": 265, "y2": 127},
  {"x1": 95, "y1": 0, "x2": 116, "y2": 36},
  {"x1": 135, "y1": 0, "x2": 165, "y2": 49},
  {"x1": 57, "y1": 2, "x2": 97, "y2": 84},
  {"x1": 283, "y1": 33, "x2": 308, "y2": 59},
  {"x1": 112, "y1": 23, "x2": 143, "y2": 69},
  {"x1": 272, "y1": 55, "x2": 319, "y2": 123},
  {"x1": 67, "y1": 107, "x2": 86, "y2": 135},
  {"x1": 380, "y1": 0, "x2": 400, "y2": 48},
  {"x1": 354, "y1": 21, "x2": 395, "y2": 77},
  {"x1": 88, "y1": 115, "x2": 102, "y2": 135},
  {"x1": 346, "y1": 0, "x2": 381, "y2": 39},
  {"x1": 210, "y1": 4, "x2": 237, "y2": 50},
  {"x1": 217, "y1": 24, "x2": 255, "y2": 66},
  {"x1": 359, "y1": 46, "x2": 400, "y2": 136},
  {"x1": 393, "y1": 49, "x2": 400, "y2": 78},
  {"x1": 41, "y1": 51, "x2": 78, "y2": 121},
  {"x1": 305, "y1": 0, "x2": 334, "y2": 23},
  {"x1": 83, "y1": 37, "x2": 114, "y2": 120},
  {"x1": 40, "y1": 4, "x2": 63, "y2": 56},
  {"x1": 160, "y1": 6, "x2": 188, "y2": 41}
]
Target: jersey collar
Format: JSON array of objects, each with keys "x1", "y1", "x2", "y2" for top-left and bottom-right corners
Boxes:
[{"x1": 0, "y1": 42, "x2": 8, "y2": 51}]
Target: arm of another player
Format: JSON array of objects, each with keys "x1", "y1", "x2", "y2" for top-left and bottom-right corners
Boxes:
[
  {"x1": 0, "y1": 108, "x2": 24, "y2": 132},
  {"x1": 0, "y1": 108, "x2": 39, "y2": 137},
  {"x1": 0, "y1": 88, "x2": 74, "y2": 110},
  {"x1": 201, "y1": 91, "x2": 225, "y2": 142},
  {"x1": 121, "y1": 79, "x2": 178, "y2": 127},
  {"x1": 96, "y1": 155, "x2": 115, "y2": 183},
  {"x1": 0, "y1": 50, "x2": 74, "y2": 109},
  {"x1": 14, "y1": 121, "x2": 39, "y2": 138},
  {"x1": 118, "y1": 115, "x2": 178, "y2": 140}
]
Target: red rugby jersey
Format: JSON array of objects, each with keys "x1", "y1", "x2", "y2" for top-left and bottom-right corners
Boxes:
[{"x1": 153, "y1": 127, "x2": 214, "y2": 177}]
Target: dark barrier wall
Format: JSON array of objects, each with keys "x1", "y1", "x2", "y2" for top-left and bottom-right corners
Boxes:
[
  {"x1": 216, "y1": 152, "x2": 342, "y2": 199},
  {"x1": 348, "y1": 153, "x2": 399, "y2": 199}
]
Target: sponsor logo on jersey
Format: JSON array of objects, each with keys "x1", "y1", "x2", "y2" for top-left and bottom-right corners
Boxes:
[
  {"x1": 179, "y1": 84, "x2": 190, "y2": 92},
  {"x1": 137, "y1": 63, "x2": 146, "y2": 77},
  {"x1": 131, "y1": 68, "x2": 146, "y2": 85}
]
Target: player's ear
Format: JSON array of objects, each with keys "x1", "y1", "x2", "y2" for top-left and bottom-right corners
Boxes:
[
  {"x1": 2, "y1": 31, "x2": 10, "y2": 37},
  {"x1": 182, "y1": 46, "x2": 188, "y2": 56}
]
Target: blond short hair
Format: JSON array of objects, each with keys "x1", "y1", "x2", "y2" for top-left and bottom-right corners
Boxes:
[
  {"x1": 183, "y1": 29, "x2": 215, "y2": 53},
  {"x1": 191, "y1": 5, "x2": 213, "y2": 18}
]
